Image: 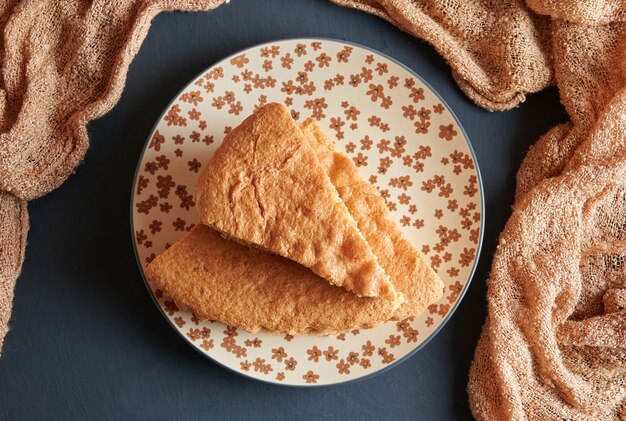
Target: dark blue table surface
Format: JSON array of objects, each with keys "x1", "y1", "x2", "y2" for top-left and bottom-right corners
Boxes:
[{"x1": 0, "y1": 1, "x2": 567, "y2": 419}]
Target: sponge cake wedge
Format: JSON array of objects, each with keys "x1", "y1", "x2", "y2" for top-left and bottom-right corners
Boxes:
[
  {"x1": 144, "y1": 225, "x2": 397, "y2": 335},
  {"x1": 196, "y1": 103, "x2": 398, "y2": 302},
  {"x1": 300, "y1": 119, "x2": 444, "y2": 319}
]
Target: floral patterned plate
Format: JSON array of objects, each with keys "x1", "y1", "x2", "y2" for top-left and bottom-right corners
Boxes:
[{"x1": 131, "y1": 38, "x2": 483, "y2": 386}]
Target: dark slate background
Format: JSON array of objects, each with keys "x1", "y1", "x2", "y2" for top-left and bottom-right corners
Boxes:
[{"x1": 0, "y1": 0, "x2": 567, "y2": 419}]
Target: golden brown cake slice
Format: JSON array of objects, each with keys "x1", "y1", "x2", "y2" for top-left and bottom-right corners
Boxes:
[
  {"x1": 196, "y1": 103, "x2": 398, "y2": 301},
  {"x1": 144, "y1": 225, "x2": 396, "y2": 335},
  {"x1": 300, "y1": 119, "x2": 444, "y2": 319}
]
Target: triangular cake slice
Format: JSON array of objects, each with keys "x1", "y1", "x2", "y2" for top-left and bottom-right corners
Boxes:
[
  {"x1": 196, "y1": 103, "x2": 398, "y2": 301},
  {"x1": 144, "y1": 225, "x2": 397, "y2": 335},
  {"x1": 300, "y1": 119, "x2": 444, "y2": 318}
]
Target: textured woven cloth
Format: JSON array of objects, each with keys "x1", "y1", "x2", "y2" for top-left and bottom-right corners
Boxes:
[
  {"x1": 0, "y1": 0, "x2": 227, "y2": 352},
  {"x1": 1, "y1": 0, "x2": 624, "y2": 418}
]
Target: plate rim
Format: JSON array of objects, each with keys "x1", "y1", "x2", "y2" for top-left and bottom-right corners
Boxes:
[{"x1": 130, "y1": 37, "x2": 485, "y2": 387}]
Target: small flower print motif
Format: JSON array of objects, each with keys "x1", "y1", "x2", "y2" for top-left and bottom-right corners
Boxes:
[
  {"x1": 284, "y1": 357, "x2": 297, "y2": 371},
  {"x1": 459, "y1": 248, "x2": 476, "y2": 267},
  {"x1": 346, "y1": 352, "x2": 360, "y2": 366},
  {"x1": 396, "y1": 319, "x2": 410, "y2": 332},
  {"x1": 136, "y1": 176, "x2": 149, "y2": 195},
  {"x1": 415, "y1": 120, "x2": 431, "y2": 135},
  {"x1": 200, "y1": 339, "x2": 214, "y2": 351},
  {"x1": 280, "y1": 53, "x2": 293, "y2": 69},
  {"x1": 329, "y1": 116, "x2": 345, "y2": 132},
  {"x1": 353, "y1": 153, "x2": 368, "y2": 167},
  {"x1": 439, "y1": 124, "x2": 458, "y2": 141},
  {"x1": 188, "y1": 158, "x2": 201, "y2": 173},
  {"x1": 336, "y1": 48, "x2": 350, "y2": 63},
  {"x1": 163, "y1": 300, "x2": 179, "y2": 316},
  {"x1": 324, "y1": 346, "x2": 339, "y2": 361},
  {"x1": 349, "y1": 73, "x2": 361, "y2": 87},
  {"x1": 294, "y1": 43, "x2": 306, "y2": 57},
  {"x1": 316, "y1": 53, "x2": 331, "y2": 67},
  {"x1": 409, "y1": 87, "x2": 425, "y2": 103},
  {"x1": 303, "y1": 370, "x2": 319, "y2": 384},
  {"x1": 336, "y1": 359, "x2": 350, "y2": 375},
  {"x1": 362, "y1": 341, "x2": 375, "y2": 357},
  {"x1": 344, "y1": 105, "x2": 360, "y2": 121},
  {"x1": 448, "y1": 266, "x2": 460, "y2": 278},
  {"x1": 136, "y1": 229, "x2": 147, "y2": 244},
  {"x1": 417, "y1": 107, "x2": 431, "y2": 121},
  {"x1": 307, "y1": 346, "x2": 322, "y2": 362},
  {"x1": 402, "y1": 104, "x2": 417, "y2": 120},
  {"x1": 272, "y1": 347, "x2": 287, "y2": 362},
  {"x1": 148, "y1": 220, "x2": 162, "y2": 234},
  {"x1": 229, "y1": 54, "x2": 249, "y2": 68},
  {"x1": 404, "y1": 328, "x2": 419, "y2": 343},
  {"x1": 149, "y1": 131, "x2": 165, "y2": 151},
  {"x1": 388, "y1": 75, "x2": 399, "y2": 88},
  {"x1": 360, "y1": 136, "x2": 373, "y2": 150},
  {"x1": 447, "y1": 281, "x2": 463, "y2": 303},
  {"x1": 366, "y1": 84, "x2": 385, "y2": 102},
  {"x1": 159, "y1": 202, "x2": 172, "y2": 213},
  {"x1": 470, "y1": 228, "x2": 480, "y2": 244},
  {"x1": 188, "y1": 108, "x2": 201, "y2": 120},
  {"x1": 360, "y1": 67, "x2": 373, "y2": 82}
]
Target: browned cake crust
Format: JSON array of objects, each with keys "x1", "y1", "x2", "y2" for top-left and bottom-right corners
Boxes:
[
  {"x1": 144, "y1": 225, "x2": 396, "y2": 335},
  {"x1": 196, "y1": 103, "x2": 398, "y2": 301},
  {"x1": 300, "y1": 119, "x2": 444, "y2": 319}
]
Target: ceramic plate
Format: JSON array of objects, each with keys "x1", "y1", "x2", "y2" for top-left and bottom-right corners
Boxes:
[{"x1": 131, "y1": 38, "x2": 483, "y2": 386}]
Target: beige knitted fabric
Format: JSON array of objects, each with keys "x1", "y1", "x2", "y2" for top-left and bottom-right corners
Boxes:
[
  {"x1": 1, "y1": 1, "x2": 625, "y2": 418},
  {"x1": 330, "y1": 0, "x2": 626, "y2": 419},
  {"x1": 0, "y1": 193, "x2": 27, "y2": 353},
  {"x1": 0, "y1": 0, "x2": 227, "y2": 352}
]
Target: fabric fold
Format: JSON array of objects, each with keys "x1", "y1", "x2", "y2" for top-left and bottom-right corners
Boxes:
[
  {"x1": 0, "y1": 192, "x2": 28, "y2": 352},
  {"x1": 0, "y1": 0, "x2": 227, "y2": 355}
]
